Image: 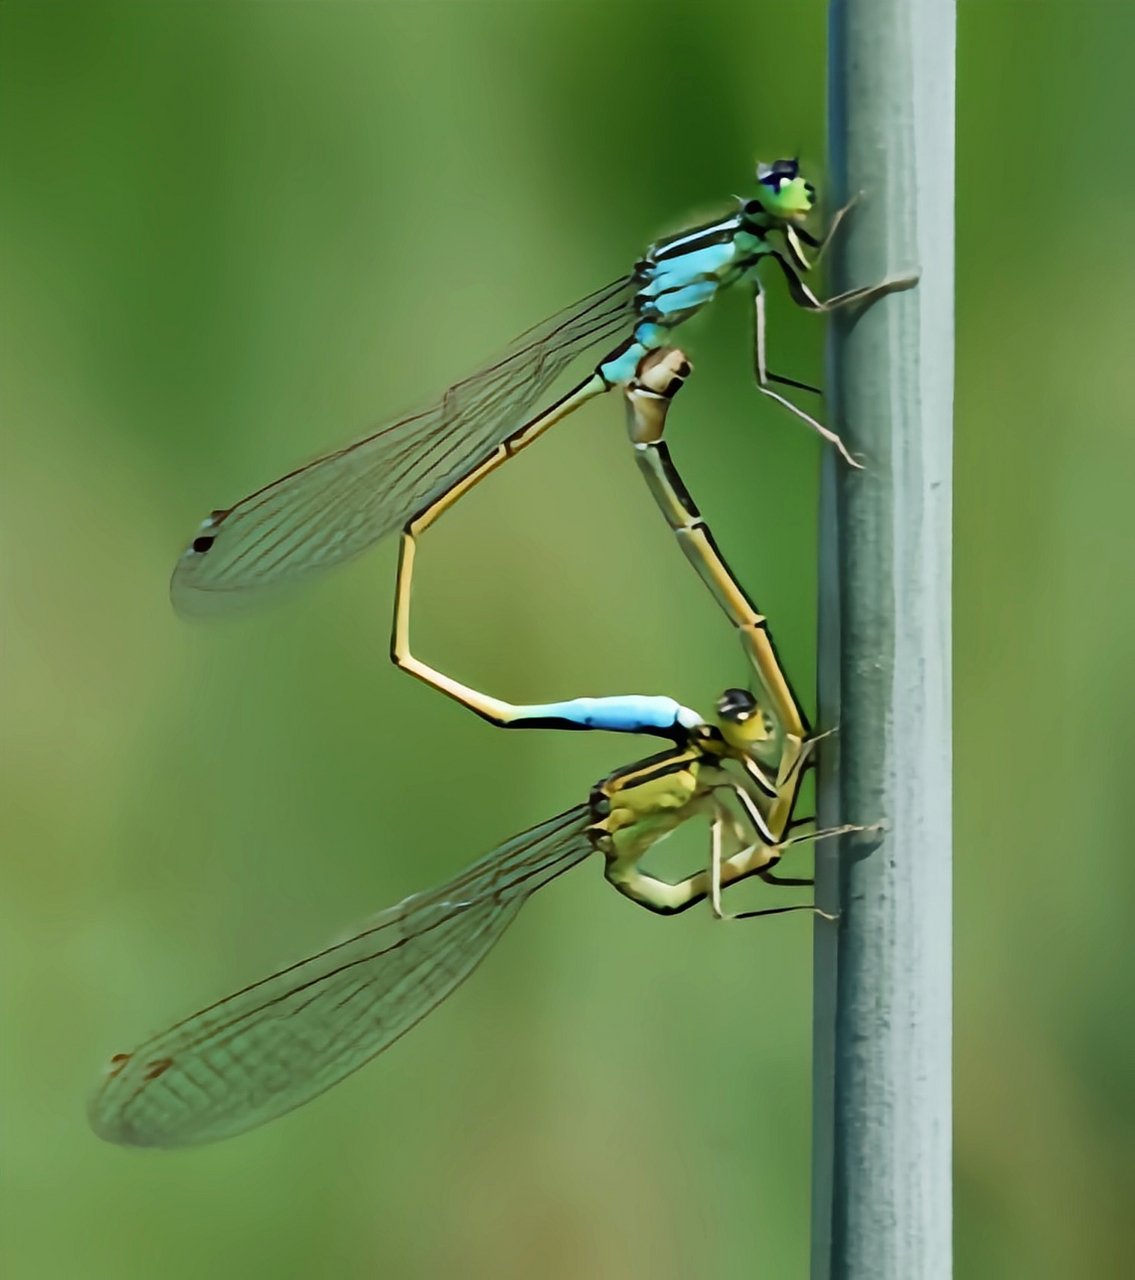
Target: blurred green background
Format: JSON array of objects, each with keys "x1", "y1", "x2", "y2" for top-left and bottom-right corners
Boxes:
[{"x1": 1, "y1": 1, "x2": 1131, "y2": 1276}]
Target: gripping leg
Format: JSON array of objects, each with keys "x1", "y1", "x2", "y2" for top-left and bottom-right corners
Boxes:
[
  {"x1": 752, "y1": 281, "x2": 861, "y2": 466},
  {"x1": 751, "y1": 256, "x2": 919, "y2": 467},
  {"x1": 784, "y1": 194, "x2": 860, "y2": 272},
  {"x1": 597, "y1": 811, "x2": 785, "y2": 917},
  {"x1": 709, "y1": 791, "x2": 862, "y2": 922}
]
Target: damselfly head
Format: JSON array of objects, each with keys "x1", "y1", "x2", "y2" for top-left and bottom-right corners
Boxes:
[
  {"x1": 714, "y1": 687, "x2": 774, "y2": 750},
  {"x1": 751, "y1": 158, "x2": 816, "y2": 224}
]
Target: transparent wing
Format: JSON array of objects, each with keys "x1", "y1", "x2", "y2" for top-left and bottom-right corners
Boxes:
[
  {"x1": 90, "y1": 805, "x2": 593, "y2": 1147},
  {"x1": 171, "y1": 277, "x2": 640, "y2": 614}
]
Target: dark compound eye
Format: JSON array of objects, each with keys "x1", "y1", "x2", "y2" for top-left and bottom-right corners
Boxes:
[
  {"x1": 192, "y1": 534, "x2": 216, "y2": 554},
  {"x1": 716, "y1": 687, "x2": 758, "y2": 722}
]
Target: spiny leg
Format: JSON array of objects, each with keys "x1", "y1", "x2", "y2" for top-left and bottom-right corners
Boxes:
[
  {"x1": 710, "y1": 785, "x2": 867, "y2": 920},
  {"x1": 752, "y1": 253, "x2": 919, "y2": 466},
  {"x1": 730, "y1": 902, "x2": 836, "y2": 922},
  {"x1": 760, "y1": 196, "x2": 871, "y2": 390},
  {"x1": 756, "y1": 723, "x2": 839, "y2": 837},
  {"x1": 752, "y1": 282, "x2": 861, "y2": 467},
  {"x1": 785, "y1": 192, "x2": 861, "y2": 272},
  {"x1": 711, "y1": 811, "x2": 727, "y2": 919},
  {"x1": 594, "y1": 768, "x2": 794, "y2": 917},
  {"x1": 708, "y1": 801, "x2": 813, "y2": 918},
  {"x1": 709, "y1": 812, "x2": 826, "y2": 923},
  {"x1": 711, "y1": 803, "x2": 749, "y2": 919},
  {"x1": 601, "y1": 825, "x2": 788, "y2": 917},
  {"x1": 767, "y1": 370, "x2": 823, "y2": 396},
  {"x1": 390, "y1": 375, "x2": 608, "y2": 721},
  {"x1": 758, "y1": 870, "x2": 815, "y2": 887},
  {"x1": 772, "y1": 249, "x2": 919, "y2": 316},
  {"x1": 710, "y1": 787, "x2": 784, "y2": 919},
  {"x1": 594, "y1": 762, "x2": 863, "y2": 920}
]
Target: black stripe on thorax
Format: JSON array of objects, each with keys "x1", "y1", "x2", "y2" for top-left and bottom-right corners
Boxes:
[
  {"x1": 648, "y1": 217, "x2": 742, "y2": 263},
  {"x1": 600, "y1": 745, "x2": 705, "y2": 794}
]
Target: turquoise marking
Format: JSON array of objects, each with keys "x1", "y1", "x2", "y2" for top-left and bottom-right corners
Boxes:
[
  {"x1": 638, "y1": 242, "x2": 736, "y2": 295},
  {"x1": 600, "y1": 342, "x2": 650, "y2": 386},
  {"x1": 597, "y1": 204, "x2": 775, "y2": 388},
  {"x1": 652, "y1": 280, "x2": 721, "y2": 317},
  {"x1": 510, "y1": 695, "x2": 703, "y2": 736},
  {"x1": 634, "y1": 323, "x2": 669, "y2": 347}
]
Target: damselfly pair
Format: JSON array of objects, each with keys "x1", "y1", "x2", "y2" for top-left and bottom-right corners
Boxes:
[{"x1": 91, "y1": 161, "x2": 912, "y2": 1147}]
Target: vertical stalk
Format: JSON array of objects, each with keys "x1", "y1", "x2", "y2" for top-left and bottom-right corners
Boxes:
[{"x1": 812, "y1": 2, "x2": 955, "y2": 1278}]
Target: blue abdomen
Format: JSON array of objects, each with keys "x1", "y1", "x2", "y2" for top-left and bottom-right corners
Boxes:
[{"x1": 508, "y1": 695, "x2": 703, "y2": 738}]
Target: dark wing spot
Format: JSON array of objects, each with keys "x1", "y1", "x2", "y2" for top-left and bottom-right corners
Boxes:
[
  {"x1": 142, "y1": 1057, "x2": 174, "y2": 1081},
  {"x1": 192, "y1": 535, "x2": 216, "y2": 554},
  {"x1": 106, "y1": 1053, "x2": 132, "y2": 1077}
]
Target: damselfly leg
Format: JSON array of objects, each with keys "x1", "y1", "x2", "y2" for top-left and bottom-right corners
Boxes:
[{"x1": 784, "y1": 192, "x2": 859, "y2": 271}]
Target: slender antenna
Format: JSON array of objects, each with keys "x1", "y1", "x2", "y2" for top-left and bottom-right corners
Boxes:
[{"x1": 813, "y1": 2, "x2": 955, "y2": 1278}]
